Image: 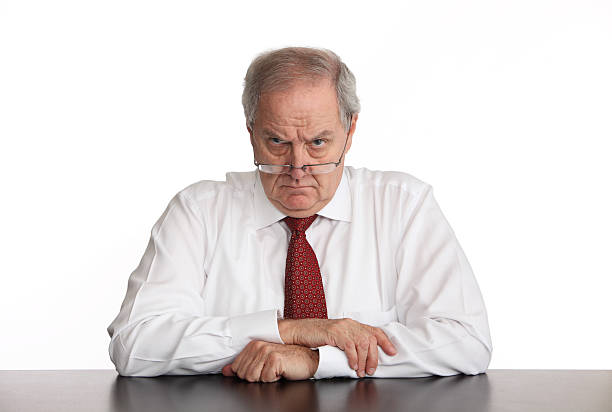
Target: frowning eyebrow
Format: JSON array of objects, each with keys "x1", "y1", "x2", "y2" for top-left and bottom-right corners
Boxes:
[
  {"x1": 261, "y1": 129, "x2": 281, "y2": 139},
  {"x1": 261, "y1": 129, "x2": 335, "y2": 141},
  {"x1": 312, "y1": 130, "x2": 335, "y2": 140}
]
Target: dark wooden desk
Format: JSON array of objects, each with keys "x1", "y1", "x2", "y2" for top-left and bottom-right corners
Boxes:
[{"x1": 1, "y1": 370, "x2": 611, "y2": 412}]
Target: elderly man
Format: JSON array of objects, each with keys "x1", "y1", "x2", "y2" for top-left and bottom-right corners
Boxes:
[{"x1": 107, "y1": 47, "x2": 492, "y2": 382}]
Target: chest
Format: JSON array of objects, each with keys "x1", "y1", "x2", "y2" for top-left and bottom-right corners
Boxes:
[{"x1": 201, "y1": 218, "x2": 398, "y2": 319}]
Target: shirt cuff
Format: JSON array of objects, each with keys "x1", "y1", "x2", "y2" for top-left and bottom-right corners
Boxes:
[
  {"x1": 229, "y1": 309, "x2": 284, "y2": 350},
  {"x1": 313, "y1": 345, "x2": 358, "y2": 379}
]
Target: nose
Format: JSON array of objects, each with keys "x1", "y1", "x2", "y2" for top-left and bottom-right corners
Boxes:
[
  {"x1": 288, "y1": 146, "x2": 308, "y2": 180},
  {"x1": 289, "y1": 166, "x2": 307, "y2": 180}
]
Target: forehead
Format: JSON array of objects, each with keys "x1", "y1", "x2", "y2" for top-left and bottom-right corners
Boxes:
[{"x1": 255, "y1": 79, "x2": 341, "y2": 131}]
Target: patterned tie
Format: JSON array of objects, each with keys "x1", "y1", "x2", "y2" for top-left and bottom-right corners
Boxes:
[{"x1": 283, "y1": 215, "x2": 328, "y2": 319}]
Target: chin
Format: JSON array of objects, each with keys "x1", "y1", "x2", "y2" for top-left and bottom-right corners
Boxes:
[{"x1": 281, "y1": 196, "x2": 316, "y2": 213}]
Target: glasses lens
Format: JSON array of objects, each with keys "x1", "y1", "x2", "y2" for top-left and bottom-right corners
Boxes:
[
  {"x1": 259, "y1": 164, "x2": 290, "y2": 174},
  {"x1": 257, "y1": 163, "x2": 338, "y2": 175},
  {"x1": 306, "y1": 163, "x2": 338, "y2": 175}
]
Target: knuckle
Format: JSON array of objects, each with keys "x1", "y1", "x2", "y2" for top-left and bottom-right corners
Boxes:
[
  {"x1": 376, "y1": 327, "x2": 389, "y2": 340},
  {"x1": 268, "y1": 352, "x2": 281, "y2": 363},
  {"x1": 264, "y1": 375, "x2": 279, "y2": 383},
  {"x1": 372, "y1": 329, "x2": 386, "y2": 342},
  {"x1": 368, "y1": 351, "x2": 378, "y2": 364},
  {"x1": 358, "y1": 337, "x2": 369, "y2": 349}
]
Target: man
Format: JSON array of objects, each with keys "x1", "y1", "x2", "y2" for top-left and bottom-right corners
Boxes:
[{"x1": 107, "y1": 47, "x2": 492, "y2": 382}]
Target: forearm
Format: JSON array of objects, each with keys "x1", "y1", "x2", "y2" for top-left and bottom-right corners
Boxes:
[
  {"x1": 109, "y1": 309, "x2": 283, "y2": 377},
  {"x1": 378, "y1": 322, "x2": 491, "y2": 377},
  {"x1": 277, "y1": 318, "x2": 303, "y2": 345},
  {"x1": 314, "y1": 318, "x2": 491, "y2": 379},
  {"x1": 277, "y1": 318, "x2": 330, "y2": 346},
  {"x1": 278, "y1": 319, "x2": 293, "y2": 344}
]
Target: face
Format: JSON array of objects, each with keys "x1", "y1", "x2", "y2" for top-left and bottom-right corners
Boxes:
[{"x1": 249, "y1": 79, "x2": 357, "y2": 218}]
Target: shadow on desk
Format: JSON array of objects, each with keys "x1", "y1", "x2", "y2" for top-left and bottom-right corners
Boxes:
[{"x1": 110, "y1": 373, "x2": 491, "y2": 412}]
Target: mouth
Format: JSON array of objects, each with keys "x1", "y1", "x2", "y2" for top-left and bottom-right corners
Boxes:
[{"x1": 283, "y1": 185, "x2": 313, "y2": 190}]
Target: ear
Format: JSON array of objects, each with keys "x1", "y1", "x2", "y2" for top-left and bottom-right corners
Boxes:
[
  {"x1": 247, "y1": 123, "x2": 255, "y2": 148},
  {"x1": 345, "y1": 114, "x2": 358, "y2": 153}
]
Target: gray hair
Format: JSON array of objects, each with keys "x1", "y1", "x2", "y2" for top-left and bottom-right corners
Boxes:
[{"x1": 242, "y1": 47, "x2": 361, "y2": 132}]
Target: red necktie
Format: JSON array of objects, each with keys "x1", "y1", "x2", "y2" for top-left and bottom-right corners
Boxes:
[{"x1": 283, "y1": 215, "x2": 328, "y2": 319}]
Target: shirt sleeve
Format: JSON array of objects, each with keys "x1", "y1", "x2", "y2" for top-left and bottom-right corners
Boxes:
[
  {"x1": 313, "y1": 184, "x2": 492, "y2": 379},
  {"x1": 106, "y1": 190, "x2": 283, "y2": 377}
]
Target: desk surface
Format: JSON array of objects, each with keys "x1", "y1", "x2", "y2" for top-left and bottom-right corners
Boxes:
[{"x1": 1, "y1": 370, "x2": 611, "y2": 412}]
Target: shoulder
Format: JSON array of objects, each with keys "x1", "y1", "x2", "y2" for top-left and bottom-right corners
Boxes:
[
  {"x1": 171, "y1": 170, "x2": 257, "y2": 206},
  {"x1": 345, "y1": 166, "x2": 432, "y2": 197}
]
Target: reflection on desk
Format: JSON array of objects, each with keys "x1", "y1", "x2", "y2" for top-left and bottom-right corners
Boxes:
[
  {"x1": 111, "y1": 372, "x2": 490, "y2": 412},
  {"x1": 1, "y1": 370, "x2": 611, "y2": 412}
]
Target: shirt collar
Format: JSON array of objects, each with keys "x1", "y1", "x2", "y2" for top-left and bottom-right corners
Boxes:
[
  {"x1": 316, "y1": 168, "x2": 352, "y2": 223},
  {"x1": 253, "y1": 168, "x2": 352, "y2": 230}
]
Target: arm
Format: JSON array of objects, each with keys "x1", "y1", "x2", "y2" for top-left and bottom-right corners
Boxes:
[
  {"x1": 277, "y1": 317, "x2": 397, "y2": 378},
  {"x1": 106, "y1": 190, "x2": 283, "y2": 377},
  {"x1": 313, "y1": 184, "x2": 492, "y2": 378}
]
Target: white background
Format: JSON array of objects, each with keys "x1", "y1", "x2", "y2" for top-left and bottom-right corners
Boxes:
[{"x1": 1, "y1": 0, "x2": 611, "y2": 370}]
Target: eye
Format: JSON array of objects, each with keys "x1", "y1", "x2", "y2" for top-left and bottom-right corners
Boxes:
[
  {"x1": 312, "y1": 138, "x2": 326, "y2": 147},
  {"x1": 269, "y1": 137, "x2": 284, "y2": 145}
]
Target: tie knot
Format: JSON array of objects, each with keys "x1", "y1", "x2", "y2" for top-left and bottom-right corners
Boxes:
[{"x1": 284, "y1": 215, "x2": 318, "y2": 233}]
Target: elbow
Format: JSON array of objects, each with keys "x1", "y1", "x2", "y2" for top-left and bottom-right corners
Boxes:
[
  {"x1": 113, "y1": 362, "x2": 141, "y2": 378},
  {"x1": 429, "y1": 331, "x2": 492, "y2": 376},
  {"x1": 109, "y1": 339, "x2": 131, "y2": 377},
  {"x1": 108, "y1": 334, "x2": 165, "y2": 377},
  {"x1": 461, "y1": 339, "x2": 492, "y2": 375},
  {"x1": 112, "y1": 356, "x2": 145, "y2": 378},
  {"x1": 108, "y1": 336, "x2": 136, "y2": 377}
]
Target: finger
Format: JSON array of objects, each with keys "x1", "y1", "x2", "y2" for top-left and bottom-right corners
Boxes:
[
  {"x1": 244, "y1": 350, "x2": 267, "y2": 382},
  {"x1": 231, "y1": 357, "x2": 242, "y2": 376},
  {"x1": 343, "y1": 341, "x2": 359, "y2": 372},
  {"x1": 222, "y1": 364, "x2": 235, "y2": 376},
  {"x1": 365, "y1": 336, "x2": 378, "y2": 375},
  {"x1": 356, "y1": 338, "x2": 369, "y2": 378},
  {"x1": 232, "y1": 349, "x2": 250, "y2": 379},
  {"x1": 260, "y1": 354, "x2": 282, "y2": 383},
  {"x1": 374, "y1": 328, "x2": 397, "y2": 355}
]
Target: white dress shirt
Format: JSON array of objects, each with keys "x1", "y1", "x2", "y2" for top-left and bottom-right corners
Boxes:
[{"x1": 107, "y1": 166, "x2": 492, "y2": 378}]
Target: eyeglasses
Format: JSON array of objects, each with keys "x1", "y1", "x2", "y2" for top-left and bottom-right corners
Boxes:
[{"x1": 254, "y1": 129, "x2": 350, "y2": 175}]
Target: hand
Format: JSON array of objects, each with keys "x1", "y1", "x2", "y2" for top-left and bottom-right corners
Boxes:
[
  {"x1": 222, "y1": 340, "x2": 319, "y2": 383},
  {"x1": 278, "y1": 318, "x2": 397, "y2": 378}
]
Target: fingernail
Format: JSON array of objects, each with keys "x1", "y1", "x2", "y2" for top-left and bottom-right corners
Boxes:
[{"x1": 367, "y1": 368, "x2": 375, "y2": 375}]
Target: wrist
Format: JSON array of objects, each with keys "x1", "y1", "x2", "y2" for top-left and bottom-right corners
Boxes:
[
  {"x1": 278, "y1": 319, "x2": 295, "y2": 345},
  {"x1": 309, "y1": 348, "x2": 320, "y2": 377}
]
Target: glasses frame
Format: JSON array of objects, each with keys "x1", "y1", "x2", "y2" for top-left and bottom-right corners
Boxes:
[{"x1": 253, "y1": 118, "x2": 352, "y2": 175}]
